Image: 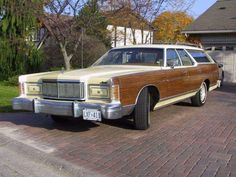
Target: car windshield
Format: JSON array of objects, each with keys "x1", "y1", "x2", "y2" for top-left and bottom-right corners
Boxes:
[{"x1": 93, "y1": 48, "x2": 164, "y2": 66}]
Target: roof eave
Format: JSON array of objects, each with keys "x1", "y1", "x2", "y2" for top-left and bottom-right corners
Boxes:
[{"x1": 182, "y1": 30, "x2": 236, "y2": 34}]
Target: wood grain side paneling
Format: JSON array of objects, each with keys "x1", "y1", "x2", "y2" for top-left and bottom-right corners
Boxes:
[{"x1": 112, "y1": 63, "x2": 219, "y2": 106}]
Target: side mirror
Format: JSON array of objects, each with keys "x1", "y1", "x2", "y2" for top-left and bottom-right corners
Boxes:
[
  {"x1": 218, "y1": 63, "x2": 223, "y2": 68},
  {"x1": 167, "y1": 60, "x2": 175, "y2": 69}
]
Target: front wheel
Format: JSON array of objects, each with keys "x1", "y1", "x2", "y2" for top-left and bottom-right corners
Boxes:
[
  {"x1": 133, "y1": 88, "x2": 151, "y2": 130},
  {"x1": 191, "y1": 82, "x2": 208, "y2": 107}
]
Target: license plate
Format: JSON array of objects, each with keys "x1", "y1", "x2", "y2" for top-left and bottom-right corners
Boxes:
[{"x1": 83, "y1": 109, "x2": 102, "y2": 121}]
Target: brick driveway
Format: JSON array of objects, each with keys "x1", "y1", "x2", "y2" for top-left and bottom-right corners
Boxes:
[{"x1": 0, "y1": 84, "x2": 235, "y2": 177}]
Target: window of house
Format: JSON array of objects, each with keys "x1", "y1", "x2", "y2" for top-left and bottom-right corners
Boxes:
[
  {"x1": 166, "y1": 49, "x2": 182, "y2": 67},
  {"x1": 226, "y1": 46, "x2": 234, "y2": 51},
  {"x1": 187, "y1": 50, "x2": 211, "y2": 63},
  {"x1": 176, "y1": 49, "x2": 194, "y2": 66},
  {"x1": 215, "y1": 46, "x2": 223, "y2": 51}
]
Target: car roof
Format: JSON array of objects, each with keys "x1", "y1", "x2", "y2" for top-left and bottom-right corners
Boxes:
[{"x1": 113, "y1": 44, "x2": 203, "y2": 51}]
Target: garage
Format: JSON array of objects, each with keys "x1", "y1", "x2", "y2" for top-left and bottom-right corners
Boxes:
[{"x1": 183, "y1": 0, "x2": 236, "y2": 83}]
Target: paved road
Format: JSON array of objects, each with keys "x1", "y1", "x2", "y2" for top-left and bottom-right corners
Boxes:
[
  {"x1": 0, "y1": 134, "x2": 101, "y2": 177},
  {"x1": 0, "y1": 84, "x2": 235, "y2": 177}
]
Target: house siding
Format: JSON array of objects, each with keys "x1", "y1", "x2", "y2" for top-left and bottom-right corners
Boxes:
[
  {"x1": 199, "y1": 33, "x2": 236, "y2": 46},
  {"x1": 107, "y1": 25, "x2": 153, "y2": 48}
]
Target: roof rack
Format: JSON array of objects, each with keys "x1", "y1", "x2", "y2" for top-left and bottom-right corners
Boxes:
[{"x1": 152, "y1": 42, "x2": 203, "y2": 48}]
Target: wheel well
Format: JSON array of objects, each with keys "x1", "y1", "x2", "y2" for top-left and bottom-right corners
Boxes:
[
  {"x1": 148, "y1": 86, "x2": 160, "y2": 111},
  {"x1": 204, "y1": 79, "x2": 210, "y2": 91}
]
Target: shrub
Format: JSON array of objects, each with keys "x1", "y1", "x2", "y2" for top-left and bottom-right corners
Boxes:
[{"x1": 2, "y1": 75, "x2": 19, "y2": 86}]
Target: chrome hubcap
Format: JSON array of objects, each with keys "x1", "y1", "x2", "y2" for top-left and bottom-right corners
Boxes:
[{"x1": 200, "y1": 83, "x2": 207, "y2": 103}]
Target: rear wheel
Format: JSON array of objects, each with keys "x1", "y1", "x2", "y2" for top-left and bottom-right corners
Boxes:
[
  {"x1": 191, "y1": 82, "x2": 207, "y2": 107},
  {"x1": 51, "y1": 115, "x2": 69, "y2": 123},
  {"x1": 134, "y1": 88, "x2": 151, "y2": 130}
]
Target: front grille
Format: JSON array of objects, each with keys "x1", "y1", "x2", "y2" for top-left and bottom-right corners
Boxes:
[{"x1": 42, "y1": 80, "x2": 85, "y2": 100}]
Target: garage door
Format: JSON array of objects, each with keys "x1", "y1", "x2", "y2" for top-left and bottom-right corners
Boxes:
[{"x1": 208, "y1": 51, "x2": 236, "y2": 83}]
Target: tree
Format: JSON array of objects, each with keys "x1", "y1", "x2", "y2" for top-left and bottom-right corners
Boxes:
[
  {"x1": 99, "y1": 0, "x2": 196, "y2": 44},
  {"x1": 43, "y1": 0, "x2": 110, "y2": 70},
  {"x1": 0, "y1": 0, "x2": 44, "y2": 80},
  {"x1": 77, "y1": 0, "x2": 110, "y2": 47},
  {"x1": 153, "y1": 11, "x2": 193, "y2": 43},
  {"x1": 43, "y1": 0, "x2": 84, "y2": 70}
]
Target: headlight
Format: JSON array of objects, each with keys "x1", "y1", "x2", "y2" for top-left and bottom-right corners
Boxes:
[
  {"x1": 88, "y1": 85, "x2": 110, "y2": 99},
  {"x1": 26, "y1": 83, "x2": 42, "y2": 95}
]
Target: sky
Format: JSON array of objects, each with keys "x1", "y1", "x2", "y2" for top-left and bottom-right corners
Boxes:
[{"x1": 190, "y1": 0, "x2": 217, "y2": 18}]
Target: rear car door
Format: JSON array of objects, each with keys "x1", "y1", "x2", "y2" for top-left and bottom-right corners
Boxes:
[{"x1": 175, "y1": 49, "x2": 200, "y2": 92}]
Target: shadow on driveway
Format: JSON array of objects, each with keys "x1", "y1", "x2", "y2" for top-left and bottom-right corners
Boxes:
[
  {"x1": 0, "y1": 112, "x2": 135, "y2": 132},
  {"x1": 215, "y1": 83, "x2": 236, "y2": 94}
]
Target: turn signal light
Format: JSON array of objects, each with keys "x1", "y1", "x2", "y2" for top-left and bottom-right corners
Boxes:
[
  {"x1": 19, "y1": 82, "x2": 25, "y2": 95},
  {"x1": 111, "y1": 85, "x2": 120, "y2": 101}
]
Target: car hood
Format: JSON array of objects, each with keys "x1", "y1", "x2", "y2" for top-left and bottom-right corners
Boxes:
[{"x1": 19, "y1": 65, "x2": 162, "y2": 83}]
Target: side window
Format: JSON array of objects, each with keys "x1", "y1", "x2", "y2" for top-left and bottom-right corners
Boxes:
[
  {"x1": 187, "y1": 50, "x2": 211, "y2": 63},
  {"x1": 176, "y1": 49, "x2": 194, "y2": 66},
  {"x1": 166, "y1": 49, "x2": 181, "y2": 67}
]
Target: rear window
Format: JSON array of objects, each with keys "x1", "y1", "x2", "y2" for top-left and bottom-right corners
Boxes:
[{"x1": 187, "y1": 50, "x2": 211, "y2": 63}]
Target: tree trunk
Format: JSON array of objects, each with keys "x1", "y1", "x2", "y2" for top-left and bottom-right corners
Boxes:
[
  {"x1": 59, "y1": 43, "x2": 72, "y2": 70},
  {"x1": 64, "y1": 56, "x2": 71, "y2": 70},
  {"x1": 131, "y1": 28, "x2": 136, "y2": 45}
]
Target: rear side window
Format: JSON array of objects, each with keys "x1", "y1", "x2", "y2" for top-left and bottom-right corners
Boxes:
[
  {"x1": 166, "y1": 49, "x2": 181, "y2": 66},
  {"x1": 176, "y1": 49, "x2": 194, "y2": 66},
  {"x1": 187, "y1": 50, "x2": 211, "y2": 63}
]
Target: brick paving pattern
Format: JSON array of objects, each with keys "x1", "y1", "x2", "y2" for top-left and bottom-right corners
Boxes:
[{"x1": 0, "y1": 84, "x2": 235, "y2": 177}]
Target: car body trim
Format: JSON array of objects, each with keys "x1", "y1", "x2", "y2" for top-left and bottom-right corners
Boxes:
[
  {"x1": 134, "y1": 84, "x2": 160, "y2": 105},
  {"x1": 154, "y1": 91, "x2": 197, "y2": 110},
  {"x1": 209, "y1": 83, "x2": 219, "y2": 91},
  {"x1": 12, "y1": 97, "x2": 134, "y2": 120}
]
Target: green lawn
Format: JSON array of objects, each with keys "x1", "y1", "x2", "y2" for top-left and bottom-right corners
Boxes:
[{"x1": 0, "y1": 83, "x2": 19, "y2": 112}]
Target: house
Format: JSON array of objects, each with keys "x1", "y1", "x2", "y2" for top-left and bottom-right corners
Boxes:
[
  {"x1": 32, "y1": 8, "x2": 155, "y2": 69},
  {"x1": 182, "y1": 0, "x2": 236, "y2": 83},
  {"x1": 103, "y1": 8, "x2": 154, "y2": 47}
]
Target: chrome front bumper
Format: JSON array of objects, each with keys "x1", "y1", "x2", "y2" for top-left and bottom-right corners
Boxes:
[{"x1": 12, "y1": 97, "x2": 134, "y2": 120}]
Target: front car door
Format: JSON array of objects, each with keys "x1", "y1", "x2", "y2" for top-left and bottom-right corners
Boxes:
[{"x1": 162, "y1": 48, "x2": 191, "y2": 98}]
